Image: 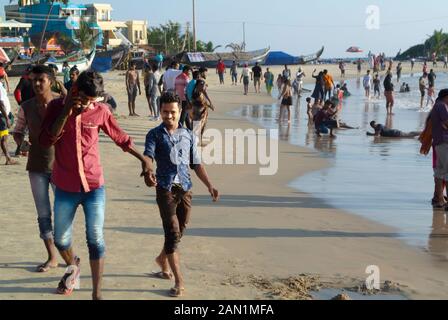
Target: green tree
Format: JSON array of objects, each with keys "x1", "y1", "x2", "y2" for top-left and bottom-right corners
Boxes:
[
  {"x1": 148, "y1": 21, "x2": 214, "y2": 54},
  {"x1": 75, "y1": 20, "x2": 95, "y2": 51}
]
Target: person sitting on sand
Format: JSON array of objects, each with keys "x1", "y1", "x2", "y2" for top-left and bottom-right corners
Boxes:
[
  {"x1": 400, "y1": 83, "x2": 407, "y2": 93},
  {"x1": 341, "y1": 83, "x2": 351, "y2": 97},
  {"x1": 368, "y1": 121, "x2": 420, "y2": 138},
  {"x1": 314, "y1": 100, "x2": 337, "y2": 138}
]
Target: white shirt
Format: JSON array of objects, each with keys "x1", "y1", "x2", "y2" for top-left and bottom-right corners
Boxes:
[
  {"x1": 0, "y1": 82, "x2": 11, "y2": 115},
  {"x1": 363, "y1": 75, "x2": 372, "y2": 88},
  {"x1": 163, "y1": 69, "x2": 182, "y2": 91},
  {"x1": 242, "y1": 67, "x2": 252, "y2": 77}
]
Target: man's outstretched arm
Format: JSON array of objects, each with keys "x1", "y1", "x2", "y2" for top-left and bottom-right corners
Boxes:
[{"x1": 194, "y1": 164, "x2": 219, "y2": 202}]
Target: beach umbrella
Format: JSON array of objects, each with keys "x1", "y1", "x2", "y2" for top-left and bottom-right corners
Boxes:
[{"x1": 346, "y1": 46, "x2": 363, "y2": 53}]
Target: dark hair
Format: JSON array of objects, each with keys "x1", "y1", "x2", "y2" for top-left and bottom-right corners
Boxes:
[
  {"x1": 183, "y1": 65, "x2": 192, "y2": 73},
  {"x1": 151, "y1": 63, "x2": 158, "y2": 72},
  {"x1": 30, "y1": 65, "x2": 56, "y2": 81},
  {"x1": 192, "y1": 71, "x2": 200, "y2": 80},
  {"x1": 48, "y1": 64, "x2": 58, "y2": 71},
  {"x1": 370, "y1": 121, "x2": 376, "y2": 127},
  {"x1": 324, "y1": 100, "x2": 334, "y2": 108},
  {"x1": 70, "y1": 66, "x2": 79, "y2": 74},
  {"x1": 306, "y1": 97, "x2": 312, "y2": 103},
  {"x1": 77, "y1": 71, "x2": 104, "y2": 97},
  {"x1": 160, "y1": 91, "x2": 180, "y2": 107},
  {"x1": 199, "y1": 67, "x2": 208, "y2": 73}
]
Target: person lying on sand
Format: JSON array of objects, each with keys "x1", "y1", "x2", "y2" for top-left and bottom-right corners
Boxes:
[{"x1": 367, "y1": 121, "x2": 420, "y2": 138}]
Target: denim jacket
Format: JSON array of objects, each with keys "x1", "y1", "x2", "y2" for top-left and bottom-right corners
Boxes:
[{"x1": 144, "y1": 123, "x2": 200, "y2": 191}]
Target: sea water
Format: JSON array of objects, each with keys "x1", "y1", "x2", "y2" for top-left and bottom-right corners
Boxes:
[{"x1": 234, "y1": 72, "x2": 448, "y2": 260}]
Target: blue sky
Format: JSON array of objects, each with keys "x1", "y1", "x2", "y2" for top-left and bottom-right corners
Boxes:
[{"x1": 3, "y1": 0, "x2": 448, "y2": 57}]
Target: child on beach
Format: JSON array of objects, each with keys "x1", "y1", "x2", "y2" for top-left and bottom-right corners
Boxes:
[
  {"x1": 311, "y1": 98, "x2": 322, "y2": 118},
  {"x1": 276, "y1": 74, "x2": 283, "y2": 92},
  {"x1": 373, "y1": 74, "x2": 381, "y2": 99},
  {"x1": 278, "y1": 79, "x2": 293, "y2": 123},
  {"x1": 306, "y1": 97, "x2": 313, "y2": 125}
]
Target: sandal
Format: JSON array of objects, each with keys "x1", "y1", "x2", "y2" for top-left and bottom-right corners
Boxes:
[
  {"x1": 149, "y1": 271, "x2": 174, "y2": 280},
  {"x1": 169, "y1": 287, "x2": 185, "y2": 298},
  {"x1": 56, "y1": 257, "x2": 80, "y2": 296}
]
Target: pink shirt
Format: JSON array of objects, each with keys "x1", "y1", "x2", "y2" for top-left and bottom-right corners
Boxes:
[
  {"x1": 39, "y1": 98, "x2": 133, "y2": 193},
  {"x1": 175, "y1": 72, "x2": 190, "y2": 102}
]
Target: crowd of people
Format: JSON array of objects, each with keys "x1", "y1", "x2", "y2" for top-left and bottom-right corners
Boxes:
[{"x1": 0, "y1": 59, "x2": 221, "y2": 300}]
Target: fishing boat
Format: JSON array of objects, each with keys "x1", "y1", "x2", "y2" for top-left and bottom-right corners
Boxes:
[
  {"x1": 45, "y1": 48, "x2": 96, "y2": 74},
  {"x1": 264, "y1": 47, "x2": 325, "y2": 65},
  {"x1": 5, "y1": 53, "x2": 50, "y2": 77},
  {"x1": 297, "y1": 46, "x2": 325, "y2": 64},
  {"x1": 175, "y1": 47, "x2": 271, "y2": 68},
  {"x1": 91, "y1": 46, "x2": 130, "y2": 72}
]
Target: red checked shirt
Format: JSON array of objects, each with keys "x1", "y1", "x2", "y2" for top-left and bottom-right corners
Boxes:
[{"x1": 39, "y1": 98, "x2": 133, "y2": 193}]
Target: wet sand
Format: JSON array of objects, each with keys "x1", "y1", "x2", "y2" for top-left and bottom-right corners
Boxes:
[{"x1": 1, "y1": 63, "x2": 448, "y2": 300}]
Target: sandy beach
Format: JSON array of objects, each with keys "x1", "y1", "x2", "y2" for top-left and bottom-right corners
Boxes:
[{"x1": 2, "y1": 62, "x2": 448, "y2": 300}]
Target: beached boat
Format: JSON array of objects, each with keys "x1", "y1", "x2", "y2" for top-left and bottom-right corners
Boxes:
[
  {"x1": 92, "y1": 46, "x2": 130, "y2": 72},
  {"x1": 264, "y1": 47, "x2": 325, "y2": 65},
  {"x1": 5, "y1": 54, "x2": 50, "y2": 77},
  {"x1": 45, "y1": 48, "x2": 96, "y2": 74},
  {"x1": 297, "y1": 46, "x2": 325, "y2": 64},
  {"x1": 175, "y1": 47, "x2": 271, "y2": 68}
]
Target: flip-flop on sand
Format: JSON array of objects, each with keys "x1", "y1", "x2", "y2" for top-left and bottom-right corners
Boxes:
[
  {"x1": 169, "y1": 287, "x2": 185, "y2": 298},
  {"x1": 148, "y1": 271, "x2": 174, "y2": 280}
]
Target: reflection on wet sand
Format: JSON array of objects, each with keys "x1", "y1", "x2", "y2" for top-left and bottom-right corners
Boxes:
[
  {"x1": 429, "y1": 211, "x2": 448, "y2": 261},
  {"x1": 236, "y1": 73, "x2": 448, "y2": 259}
]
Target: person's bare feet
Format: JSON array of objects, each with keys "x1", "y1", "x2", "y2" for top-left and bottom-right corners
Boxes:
[
  {"x1": 36, "y1": 259, "x2": 58, "y2": 273},
  {"x1": 5, "y1": 159, "x2": 19, "y2": 165},
  {"x1": 155, "y1": 256, "x2": 172, "y2": 279},
  {"x1": 92, "y1": 293, "x2": 103, "y2": 300}
]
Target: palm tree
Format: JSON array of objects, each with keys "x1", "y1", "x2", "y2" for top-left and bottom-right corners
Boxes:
[
  {"x1": 76, "y1": 20, "x2": 95, "y2": 51},
  {"x1": 426, "y1": 29, "x2": 448, "y2": 57}
]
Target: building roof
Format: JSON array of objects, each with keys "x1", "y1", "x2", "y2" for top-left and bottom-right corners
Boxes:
[
  {"x1": 0, "y1": 19, "x2": 32, "y2": 29},
  {"x1": 126, "y1": 20, "x2": 148, "y2": 25},
  {"x1": 88, "y1": 3, "x2": 114, "y2": 10},
  {"x1": 97, "y1": 21, "x2": 127, "y2": 31}
]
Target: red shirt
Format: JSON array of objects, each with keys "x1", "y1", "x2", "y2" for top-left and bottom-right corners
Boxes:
[
  {"x1": 217, "y1": 62, "x2": 226, "y2": 73},
  {"x1": 39, "y1": 98, "x2": 133, "y2": 193}
]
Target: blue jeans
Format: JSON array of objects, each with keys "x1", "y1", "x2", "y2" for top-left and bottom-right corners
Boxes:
[
  {"x1": 231, "y1": 73, "x2": 238, "y2": 83},
  {"x1": 29, "y1": 172, "x2": 54, "y2": 240},
  {"x1": 54, "y1": 186, "x2": 106, "y2": 260},
  {"x1": 150, "y1": 95, "x2": 160, "y2": 118}
]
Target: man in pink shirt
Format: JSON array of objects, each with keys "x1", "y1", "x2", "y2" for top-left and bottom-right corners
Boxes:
[
  {"x1": 40, "y1": 71, "x2": 151, "y2": 300},
  {"x1": 175, "y1": 65, "x2": 191, "y2": 126}
]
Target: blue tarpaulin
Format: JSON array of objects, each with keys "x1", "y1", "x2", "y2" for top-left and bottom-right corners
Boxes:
[
  {"x1": 264, "y1": 51, "x2": 298, "y2": 65},
  {"x1": 91, "y1": 57, "x2": 112, "y2": 73}
]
